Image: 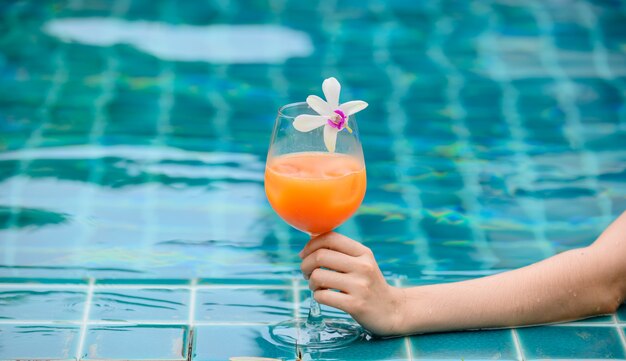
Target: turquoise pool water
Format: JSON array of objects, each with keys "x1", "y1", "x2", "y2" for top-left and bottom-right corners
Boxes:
[{"x1": 1, "y1": 0, "x2": 626, "y2": 360}]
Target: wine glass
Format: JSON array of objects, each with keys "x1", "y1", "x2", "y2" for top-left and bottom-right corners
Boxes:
[{"x1": 264, "y1": 101, "x2": 367, "y2": 349}]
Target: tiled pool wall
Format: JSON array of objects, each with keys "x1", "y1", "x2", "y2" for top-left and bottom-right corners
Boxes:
[
  {"x1": 2, "y1": 278, "x2": 626, "y2": 360},
  {"x1": 1, "y1": 0, "x2": 626, "y2": 359}
]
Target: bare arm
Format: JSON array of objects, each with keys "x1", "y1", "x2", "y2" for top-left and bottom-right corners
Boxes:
[{"x1": 300, "y1": 212, "x2": 626, "y2": 336}]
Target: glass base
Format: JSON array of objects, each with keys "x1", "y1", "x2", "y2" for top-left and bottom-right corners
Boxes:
[{"x1": 269, "y1": 318, "x2": 363, "y2": 350}]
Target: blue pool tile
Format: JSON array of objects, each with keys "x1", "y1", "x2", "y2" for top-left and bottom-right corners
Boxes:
[
  {"x1": 0, "y1": 288, "x2": 86, "y2": 321},
  {"x1": 193, "y1": 325, "x2": 292, "y2": 361},
  {"x1": 489, "y1": 241, "x2": 548, "y2": 269},
  {"x1": 409, "y1": 329, "x2": 518, "y2": 360},
  {"x1": 312, "y1": 336, "x2": 409, "y2": 361},
  {"x1": 0, "y1": 325, "x2": 79, "y2": 360},
  {"x1": 545, "y1": 224, "x2": 601, "y2": 251},
  {"x1": 618, "y1": 303, "x2": 626, "y2": 322},
  {"x1": 517, "y1": 326, "x2": 626, "y2": 359},
  {"x1": 544, "y1": 196, "x2": 603, "y2": 224},
  {"x1": 82, "y1": 325, "x2": 189, "y2": 360},
  {"x1": 195, "y1": 288, "x2": 293, "y2": 323},
  {"x1": 90, "y1": 287, "x2": 189, "y2": 321},
  {"x1": 203, "y1": 330, "x2": 409, "y2": 361}
]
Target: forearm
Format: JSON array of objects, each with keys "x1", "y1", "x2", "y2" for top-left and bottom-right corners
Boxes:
[
  {"x1": 396, "y1": 212, "x2": 626, "y2": 335},
  {"x1": 397, "y1": 245, "x2": 622, "y2": 334},
  {"x1": 300, "y1": 213, "x2": 626, "y2": 337}
]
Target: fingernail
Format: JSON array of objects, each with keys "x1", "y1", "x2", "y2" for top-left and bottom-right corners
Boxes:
[{"x1": 298, "y1": 250, "x2": 304, "y2": 259}]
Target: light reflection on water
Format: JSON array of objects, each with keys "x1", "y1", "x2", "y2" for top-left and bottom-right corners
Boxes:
[
  {"x1": 43, "y1": 18, "x2": 314, "y2": 64},
  {"x1": 1, "y1": 142, "x2": 623, "y2": 280},
  {"x1": 0, "y1": 145, "x2": 288, "y2": 278}
]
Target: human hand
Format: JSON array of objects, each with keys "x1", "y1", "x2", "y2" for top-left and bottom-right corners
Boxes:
[{"x1": 299, "y1": 232, "x2": 406, "y2": 336}]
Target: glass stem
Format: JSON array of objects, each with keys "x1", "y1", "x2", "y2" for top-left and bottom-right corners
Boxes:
[{"x1": 306, "y1": 290, "x2": 324, "y2": 329}]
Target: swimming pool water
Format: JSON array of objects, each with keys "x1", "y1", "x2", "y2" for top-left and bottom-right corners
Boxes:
[{"x1": 1, "y1": 0, "x2": 626, "y2": 360}]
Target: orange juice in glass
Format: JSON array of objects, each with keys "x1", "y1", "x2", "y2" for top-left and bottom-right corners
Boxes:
[
  {"x1": 265, "y1": 152, "x2": 366, "y2": 235},
  {"x1": 264, "y1": 78, "x2": 368, "y2": 349}
]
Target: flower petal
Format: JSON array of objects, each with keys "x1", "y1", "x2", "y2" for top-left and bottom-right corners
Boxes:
[
  {"x1": 306, "y1": 95, "x2": 332, "y2": 116},
  {"x1": 322, "y1": 77, "x2": 341, "y2": 109},
  {"x1": 339, "y1": 100, "x2": 368, "y2": 116},
  {"x1": 323, "y1": 124, "x2": 339, "y2": 153},
  {"x1": 293, "y1": 115, "x2": 327, "y2": 132}
]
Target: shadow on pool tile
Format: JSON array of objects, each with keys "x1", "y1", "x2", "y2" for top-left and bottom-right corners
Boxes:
[
  {"x1": 0, "y1": 289, "x2": 86, "y2": 321},
  {"x1": 82, "y1": 325, "x2": 189, "y2": 360},
  {"x1": 0, "y1": 325, "x2": 79, "y2": 360},
  {"x1": 409, "y1": 329, "x2": 517, "y2": 360},
  {"x1": 517, "y1": 325, "x2": 625, "y2": 359}
]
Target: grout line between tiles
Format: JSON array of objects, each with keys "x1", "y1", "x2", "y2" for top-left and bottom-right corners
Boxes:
[
  {"x1": 292, "y1": 277, "x2": 301, "y2": 320},
  {"x1": 511, "y1": 328, "x2": 525, "y2": 361},
  {"x1": 394, "y1": 278, "x2": 414, "y2": 361},
  {"x1": 426, "y1": 1, "x2": 499, "y2": 269},
  {"x1": 188, "y1": 278, "x2": 197, "y2": 327},
  {"x1": 75, "y1": 277, "x2": 95, "y2": 360},
  {"x1": 185, "y1": 278, "x2": 196, "y2": 361},
  {"x1": 371, "y1": 0, "x2": 434, "y2": 272},
  {"x1": 481, "y1": 1, "x2": 554, "y2": 258},
  {"x1": 531, "y1": 0, "x2": 613, "y2": 233},
  {"x1": 404, "y1": 336, "x2": 414, "y2": 361},
  {"x1": 613, "y1": 314, "x2": 626, "y2": 352}
]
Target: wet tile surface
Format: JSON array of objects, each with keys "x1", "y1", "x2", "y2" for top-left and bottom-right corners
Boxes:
[
  {"x1": 409, "y1": 329, "x2": 518, "y2": 360},
  {"x1": 196, "y1": 288, "x2": 293, "y2": 323},
  {"x1": 0, "y1": 325, "x2": 79, "y2": 360},
  {"x1": 192, "y1": 325, "x2": 292, "y2": 361},
  {"x1": 315, "y1": 336, "x2": 409, "y2": 361},
  {"x1": 90, "y1": 287, "x2": 189, "y2": 321},
  {"x1": 82, "y1": 325, "x2": 189, "y2": 360},
  {"x1": 517, "y1": 326, "x2": 626, "y2": 360},
  {"x1": 0, "y1": 288, "x2": 86, "y2": 321}
]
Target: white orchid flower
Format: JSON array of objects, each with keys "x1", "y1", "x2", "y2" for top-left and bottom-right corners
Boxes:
[{"x1": 293, "y1": 77, "x2": 368, "y2": 152}]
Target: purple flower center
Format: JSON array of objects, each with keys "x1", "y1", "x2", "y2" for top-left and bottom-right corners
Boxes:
[{"x1": 327, "y1": 109, "x2": 347, "y2": 130}]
